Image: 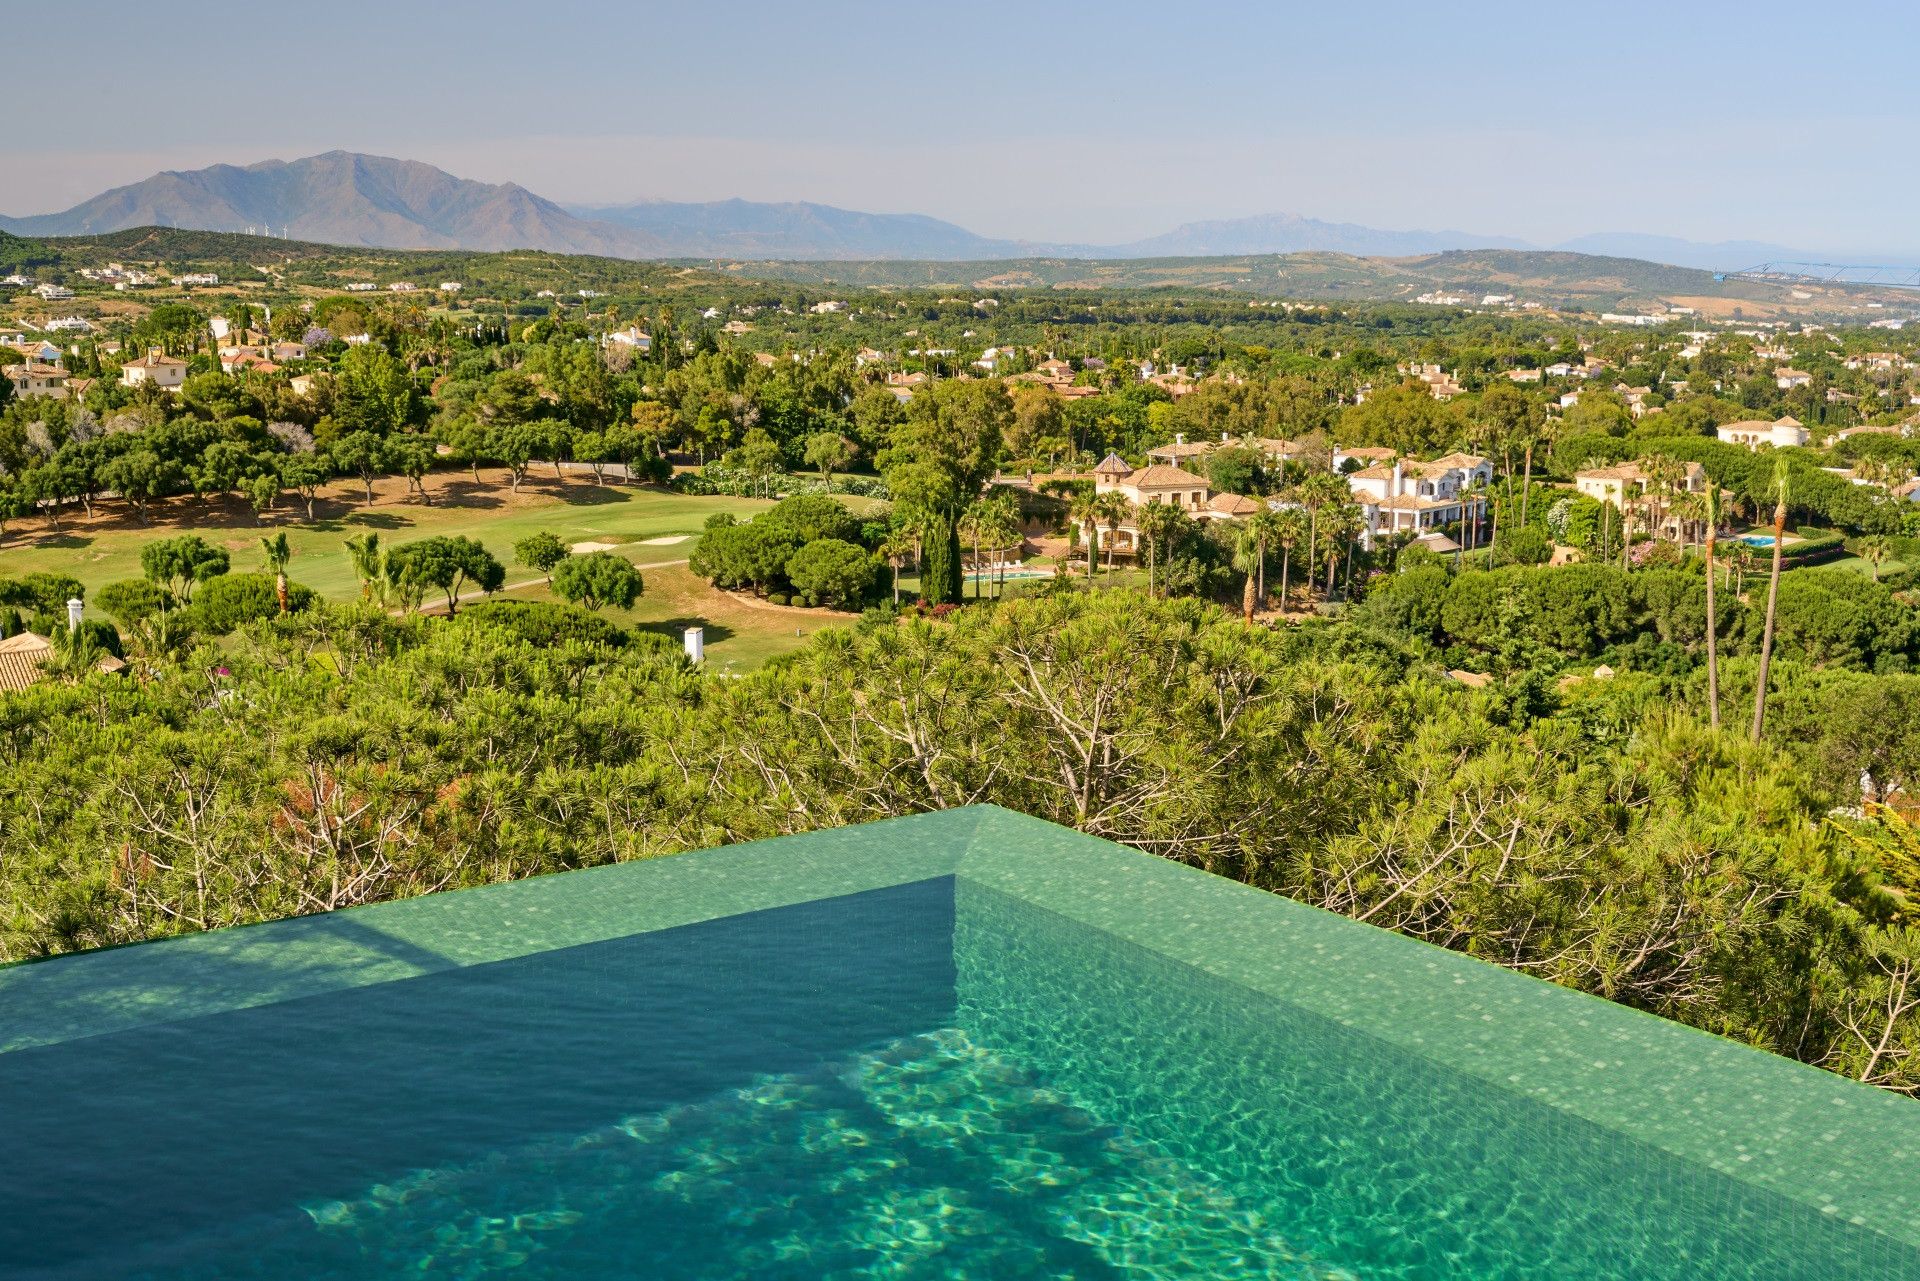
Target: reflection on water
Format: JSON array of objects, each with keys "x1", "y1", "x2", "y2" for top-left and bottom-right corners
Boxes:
[
  {"x1": 7, "y1": 874, "x2": 1915, "y2": 1280},
  {"x1": 955, "y1": 881, "x2": 1920, "y2": 1281}
]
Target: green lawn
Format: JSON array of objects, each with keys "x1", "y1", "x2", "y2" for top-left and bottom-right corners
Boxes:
[
  {"x1": 496, "y1": 562, "x2": 849, "y2": 673},
  {"x1": 0, "y1": 475, "x2": 775, "y2": 604}
]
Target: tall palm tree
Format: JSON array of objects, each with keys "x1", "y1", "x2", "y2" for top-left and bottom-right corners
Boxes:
[
  {"x1": 980, "y1": 492, "x2": 1023, "y2": 598},
  {"x1": 1066, "y1": 489, "x2": 1101, "y2": 584},
  {"x1": 260, "y1": 532, "x2": 292, "y2": 614},
  {"x1": 1095, "y1": 492, "x2": 1130, "y2": 580},
  {"x1": 1248, "y1": 506, "x2": 1286, "y2": 607},
  {"x1": 878, "y1": 526, "x2": 917, "y2": 604},
  {"x1": 1702, "y1": 481, "x2": 1721, "y2": 730},
  {"x1": 1231, "y1": 522, "x2": 1262, "y2": 623},
  {"x1": 1272, "y1": 507, "x2": 1305, "y2": 613},
  {"x1": 1136, "y1": 500, "x2": 1188, "y2": 598},
  {"x1": 1751, "y1": 462, "x2": 1791, "y2": 743}
]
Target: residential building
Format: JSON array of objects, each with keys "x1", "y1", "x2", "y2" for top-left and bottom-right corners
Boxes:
[
  {"x1": 171, "y1": 273, "x2": 219, "y2": 287},
  {"x1": 2, "y1": 361, "x2": 70, "y2": 398},
  {"x1": 120, "y1": 348, "x2": 190, "y2": 391},
  {"x1": 0, "y1": 632, "x2": 125, "y2": 693},
  {"x1": 34, "y1": 283, "x2": 74, "y2": 300},
  {"x1": 43, "y1": 316, "x2": 92, "y2": 332},
  {"x1": 439, "y1": 282, "x2": 463, "y2": 293},
  {"x1": 1573, "y1": 459, "x2": 1707, "y2": 511},
  {"x1": 809, "y1": 300, "x2": 848, "y2": 314},
  {"x1": 1082, "y1": 454, "x2": 1215, "y2": 554},
  {"x1": 289, "y1": 373, "x2": 323, "y2": 397},
  {"x1": 1344, "y1": 453, "x2": 1493, "y2": 543},
  {"x1": 1717, "y1": 416, "x2": 1808, "y2": 449},
  {"x1": 7, "y1": 338, "x2": 62, "y2": 364},
  {"x1": 603, "y1": 325, "x2": 652, "y2": 352},
  {"x1": 1775, "y1": 367, "x2": 1812, "y2": 389},
  {"x1": 345, "y1": 282, "x2": 378, "y2": 292}
]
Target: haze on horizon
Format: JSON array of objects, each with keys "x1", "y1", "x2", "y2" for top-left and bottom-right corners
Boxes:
[{"x1": 6, "y1": 0, "x2": 1917, "y2": 260}]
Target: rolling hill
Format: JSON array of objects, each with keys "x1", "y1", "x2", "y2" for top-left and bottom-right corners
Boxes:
[{"x1": 11, "y1": 152, "x2": 1898, "y2": 271}]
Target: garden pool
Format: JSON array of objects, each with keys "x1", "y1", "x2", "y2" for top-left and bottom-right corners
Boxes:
[
  {"x1": 1738, "y1": 534, "x2": 1780, "y2": 547},
  {"x1": 3, "y1": 808, "x2": 1917, "y2": 1279}
]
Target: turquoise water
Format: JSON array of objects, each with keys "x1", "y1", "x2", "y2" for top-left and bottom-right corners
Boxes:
[
  {"x1": 1738, "y1": 534, "x2": 1779, "y2": 547},
  {"x1": 5, "y1": 874, "x2": 1915, "y2": 1279}
]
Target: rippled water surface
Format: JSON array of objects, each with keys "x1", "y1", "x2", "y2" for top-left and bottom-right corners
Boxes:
[{"x1": 6, "y1": 875, "x2": 1915, "y2": 1279}]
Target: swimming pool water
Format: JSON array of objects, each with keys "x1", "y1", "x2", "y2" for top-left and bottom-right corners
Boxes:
[{"x1": 4, "y1": 810, "x2": 1916, "y2": 1279}]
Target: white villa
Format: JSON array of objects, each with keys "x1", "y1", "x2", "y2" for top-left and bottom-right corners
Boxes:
[
  {"x1": 120, "y1": 349, "x2": 190, "y2": 391},
  {"x1": 1573, "y1": 460, "x2": 1707, "y2": 510},
  {"x1": 1344, "y1": 453, "x2": 1492, "y2": 545},
  {"x1": 1717, "y1": 416, "x2": 1808, "y2": 450},
  {"x1": 2, "y1": 361, "x2": 70, "y2": 399},
  {"x1": 603, "y1": 326, "x2": 652, "y2": 352}
]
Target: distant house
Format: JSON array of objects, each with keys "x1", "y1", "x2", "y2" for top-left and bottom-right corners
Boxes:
[
  {"x1": 43, "y1": 316, "x2": 92, "y2": 332},
  {"x1": 2, "y1": 361, "x2": 70, "y2": 399},
  {"x1": 1080, "y1": 454, "x2": 1214, "y2": 555},
  {"x1": 1506, "y1": 367, "x2": 1543, "y2": 383},
  {"x1": 439, "y1": 282, "x2": 463, "y2": 293},
  {"x1": 603, "y1": 325, "x2": 652, "y2": 352},
  {"x1": 1332, "y1": 445, "x2": 1396, "y2": 473},
  {"x1": 1345, "y1": 453, "x2": 1493, "y2": 543},
  {"x1": 120, "y1": 348, "x2": 190, "y2": 391},
  {"x1": 289, "y1": 373, "x2": 323, "y2": 397},
  {"x1": 33, "y1": 283, "x2": 74, "y2": 300},
  {"x1": 722, "y1": 320, "x2": 753, "y2": 336},
  {"x1": 1573, "y1": 459, "x2": 1707, "y2": 511},
  {"x1": 387, "y1": 282, "x2": 418, "y2": 293},
  {"x1": 809, "y1": 300, "x2": 848, "y2": 314},
  {"x1": 1775, "y1": 367, "x2": 1812, "y2": 390},
  {"x1": 0, "y1": 632, "x2": 125, "y2": 693},
  {"x1": 7, "y1": 338, "x2": 62, "y2": 364},
  {"x1": 171, "y1": 273, "x2": 219, "y2": 287},
  {"x1": 1717, "y1": 416, "x2": 1808, "y2": 450}
]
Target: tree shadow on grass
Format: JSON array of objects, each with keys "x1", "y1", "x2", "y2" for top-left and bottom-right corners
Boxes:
[
  {"x1": 19, "y1": 533, "x2": 92, "y2": 550},
  {"x1": 555, "y1": 485, "x2": 629, "y2": 508},
  {"x1": 334, "y1": 512, "x2": 412, "y2": 531},
  {"x1": 634, "y1": 616, "x2": 736, "y2": 648}
]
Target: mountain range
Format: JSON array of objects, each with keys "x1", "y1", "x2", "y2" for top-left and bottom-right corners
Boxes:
[{"x1": 0, "y1": 151, "x2": 1894, "y2": 272}]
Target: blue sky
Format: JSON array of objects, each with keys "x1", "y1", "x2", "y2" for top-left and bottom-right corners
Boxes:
[{"x1": 7, "y1": 0, "x2": 1917, "y2": 255}]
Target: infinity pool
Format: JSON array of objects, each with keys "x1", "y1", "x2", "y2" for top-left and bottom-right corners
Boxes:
[{"x1": 2, "y1": 808, "x2": 1916, "y2": 1279}]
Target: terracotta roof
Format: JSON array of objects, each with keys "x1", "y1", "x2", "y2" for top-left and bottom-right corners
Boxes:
[
  {"x1": 1093, "y1": 452, "x2": 1132, "y2": 475},
  {"x1": 1125, "y1": 464, "x2": 1208, "y2": 489},
  {"x1": 1147, "y1": 440, "x2": 1215, "y2": 459},
  {"x1": 1339, "y1": 446, "x2": 1396, "y2": 461},
  {"x1": 1207, "y1": 493, "x2": 1261, "y2": 516},
  {"x1": 0, "y1": 632, "x2": 124, "y2": 692}
]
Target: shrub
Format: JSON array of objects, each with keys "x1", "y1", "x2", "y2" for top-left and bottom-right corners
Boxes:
[
  {"x1": 456, "y1": 599, "x2": 628, "y2": 648},
  {"x1": 768, "y1": 593, "x2": 789, "y2": 607},
  {"x1": 549, "y1": 552, "x2": 644, "y2": 611},
  {"x1": 785, "y1": 538, "x2": 878, "y2": 609},
  {"x1": 183, "y1": 572, "x2": 316, "y2": 635}
]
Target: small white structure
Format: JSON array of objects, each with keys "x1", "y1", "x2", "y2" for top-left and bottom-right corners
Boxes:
[
  {"x1": 1717, "y1": 416, "x2": 1808, "y2": 450},
  {"x1": 683, "y1": 627, "x2": 705, "y2": 664}
]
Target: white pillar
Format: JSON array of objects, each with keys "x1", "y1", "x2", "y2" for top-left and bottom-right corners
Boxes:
[
  {"x1": 66, "y1": 598, "x2": 83, "y2": 633},
  {"x1": 683, "y1": 627, "x2": 704, "y2": 664}
]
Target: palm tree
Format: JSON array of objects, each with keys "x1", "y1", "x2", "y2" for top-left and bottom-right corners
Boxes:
[
  {"x1": 1248, "y1": 506, "x2": 1286, "y2": 608},
  {"x1": 1272, "y1": 507, "x2": 1305, "y2": 613},
  {"x1": 1231, "y1": 522, "x2": 1262, "y2": 623},
  {"x1": 344, "y1": 532, "x2": 383, "y2": 601},
  {"x1": 1751, "y1": 462, "x2": 1790, "y2": 743},
  {"x1": 1094, "y1": 492, "x2": 1130, "y2": 580},
  {"x1": 979, "y1": 492, "x2": 1023, "y2": 598},
  {"x1": 878, "y1": 526, "x2": 918, "y2": 604},
  {"x1": 1066, "y1": 489, "x2": 1101, "y2": 584},
  {"x1": 260, "y1": 532, "x2": 292, "y2": 614},
  {"x1": 958, "y1": 499, "x2": 990, "y2": 600},
  {"x1": 1702, "y1": 481, "x2": 1721, "y2": 730},
  {"x1": 1136, "y1": 500, "x2": 1189, "y2": 598},
  {"x1": 1858, "y1": 535, "x2": 1893, "y2": 583}
]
